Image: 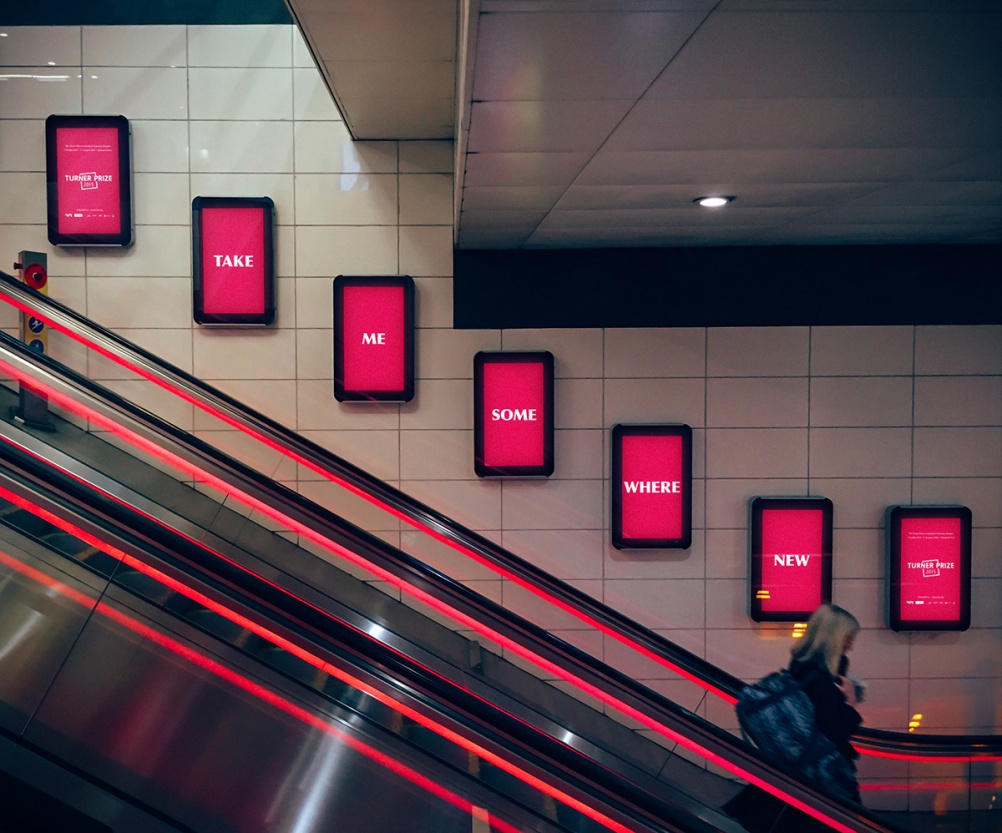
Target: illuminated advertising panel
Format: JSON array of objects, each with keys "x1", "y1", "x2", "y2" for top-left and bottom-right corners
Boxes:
[
  {"x1": 46, "y1": 115, "x2": 133, "y2": 247},
  {"x1": 750, "y1": 497, "x2": 833, "y2": 622},
  {"x1": 887, "y1": 506, "x2": 971, "y2": 631},
  {"x1": 192, "y1": 197, "x2": 275, "y2": 326},
  {"x1": 612, "y1": 424, "x2": 692, "y2": 550},
  {"x1": 333, "y1": 275, "x2": 415, "y2": 402},
  {"x1": 474, "y1": 352, "x2": 554, "y2": 477}
]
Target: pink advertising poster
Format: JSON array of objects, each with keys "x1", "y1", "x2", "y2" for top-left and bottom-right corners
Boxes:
[
  {"x1": 334, "y1": 276, "x2": 414, "y2": 402},
  {"x1": 192, "y1": 197, "x2": 275, "y2": 326},
  {"x1": 475, "y1": 352, "x2": 554, "y2": 477},
  {"x1": 612, "y1": 425, "x2": 692, "y2": 549},
  {"x1": 888, "y1": 506, "x2": 971, "y2": 631},
  {"x1": 46, "y1": 115, "x2": 133, "y2": 246},
  {"x1": 750, "y1": 497, "x2": 833, "y2": 622}
]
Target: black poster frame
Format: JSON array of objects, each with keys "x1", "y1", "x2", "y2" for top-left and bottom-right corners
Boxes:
[
  {"x1": 46, "y1": 114, "x2": 134, "y2": 247},
  {"x1": 886, "y1": 505, "x2": 972, "y2": 632},
  {"x1": 749, "y1": 497, "x2": 833, "y2": 623},
  {"x1": 333, "y1": 275, "x2": 415, "y2": 402},
  {"x1": 192, "y1": 196, "x2": 276, "y2": 326},
  {"x1": 474, "y1": 351, "x2": 554, "y2": 478},
  {"x1": 611, "y1": 423, "x2": 692, "y2": 550}
]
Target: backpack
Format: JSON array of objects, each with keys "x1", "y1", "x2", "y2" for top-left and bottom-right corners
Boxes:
[{"x1": 735, "y1": 669, "x2": 859, "y2": 802}]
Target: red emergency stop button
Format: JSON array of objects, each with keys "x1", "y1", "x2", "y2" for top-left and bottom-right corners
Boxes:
[{"x1": 23, "y1": 263, "x2": 47, "y2": 290}]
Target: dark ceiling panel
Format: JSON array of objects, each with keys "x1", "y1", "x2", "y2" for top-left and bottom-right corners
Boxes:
[
  {"x1": 0, "y1": 0, "x2": 291, "y2": 26},
  {"x1": 455, "y1": 245, "x2": 1002, "y2": 329}
]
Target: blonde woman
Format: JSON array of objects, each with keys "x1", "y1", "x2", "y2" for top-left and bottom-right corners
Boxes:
[
  {"x1": 789, "y1": 604, "x2": 864, "y2": 801},
  {"x1": 725, "y1": 605, "x2": 865, "y2": 832}
]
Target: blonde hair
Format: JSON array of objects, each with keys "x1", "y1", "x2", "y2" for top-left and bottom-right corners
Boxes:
[{"x1": 790, "y1": 604, "x2": 860, "y2": 675}]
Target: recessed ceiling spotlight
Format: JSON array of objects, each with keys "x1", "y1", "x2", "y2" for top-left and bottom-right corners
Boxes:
[{"x1": 694, "y1": 196, "x2": 734, "y2": 208}]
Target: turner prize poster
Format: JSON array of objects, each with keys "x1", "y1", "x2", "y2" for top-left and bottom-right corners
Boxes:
[{"x1": 888, "y1": 506, "x2": 971, "y2": 631}]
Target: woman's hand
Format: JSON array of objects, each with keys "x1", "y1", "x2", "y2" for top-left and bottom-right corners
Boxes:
[{"x1": 836, "y1": 674, "x2": 860, "y2": 706}]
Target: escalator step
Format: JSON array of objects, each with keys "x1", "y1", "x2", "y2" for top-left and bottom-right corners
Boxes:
[
  {"x1": 76, "y1": 549, "x2": 119, "y2": 576},
  {"x1": 0, "y1": 507, "x2": 58, "y2": 539},
  {"x1": 40, "y1": 531, "x2": 96, "y2": 558},
  {"x1": 113, "y1": 569, "x2": 174, "y2": 606},
  {"x1": 187, "y1": 608, "x2": 259, "y2": 648},
  {"x1": 255, "y1": 644, "x2": 327, "y2": 687}
]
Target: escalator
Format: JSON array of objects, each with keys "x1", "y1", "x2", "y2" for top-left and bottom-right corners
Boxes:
[
  {"x1": 0, "y1": 370, "x2": 896, "y2": 833},
  {"x1": 0, "y1": 271, "x2": 997, "y2": 831}
]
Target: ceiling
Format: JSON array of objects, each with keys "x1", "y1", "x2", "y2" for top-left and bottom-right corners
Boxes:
[
  {"x1": 289, "y1": 0, "x2": 1001, "y2": 251},
  {"x1": 6, "y1": 0, "x2": 998, "y2": 253},
  {"x1": 285, "y1": 0, "x2": 457, "y2": 139}
]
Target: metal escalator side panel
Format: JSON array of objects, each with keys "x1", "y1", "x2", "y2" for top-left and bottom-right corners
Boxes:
[
  {"x1": 0, "y1": 537, "x2": 102, "y2": 736},
  {"x1": 0, "y1": 530, "x2": 650, "y2": 833},
  {"x1": 23, "y1": 595, "x2": 539, "y2": 832},
  {"x1": 0, "y1": 472, "x2": 694, "y2": 833}
]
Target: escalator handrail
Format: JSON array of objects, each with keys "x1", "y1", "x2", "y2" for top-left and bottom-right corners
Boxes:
[
  {"x1": 0, "y1": 270, "x2": 998, "y2": 762},
  {"x1": 0, "y1": 270, "x2": 738, "y2": 696}
]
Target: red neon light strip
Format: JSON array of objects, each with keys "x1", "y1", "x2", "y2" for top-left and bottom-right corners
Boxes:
[
  {"x1": 858, "y1": 748, "x2": 1002, "y2": 763},
  {"x1": 0, "y1": 357, "x2": 876, "y2": 830},
  {"x1": 96, "y1": 602, "x2": 526, "y2": 833},
  {"x1": 0, "y1": 545, "x2": 520, "y2": 833},
  {"x1": 2, "y1": 298, "x2": 725, "y2": 700},
  {"x1": 860, "y1": 781, "x2": 1000, "y2": 792},
  {"x1": 43, "y1": 328, "x2": 991, "y2": 761},
  {"x1": 0, "y1": 484, "x2": 638, "y2": 833},
  {"x1": 0, "y1": 547, "x2": 97, "y2": 609}
]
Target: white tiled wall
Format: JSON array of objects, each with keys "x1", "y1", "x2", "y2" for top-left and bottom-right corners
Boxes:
[{"x1": 2, "y1": 24, "x2": 1000, "y2": 808}]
